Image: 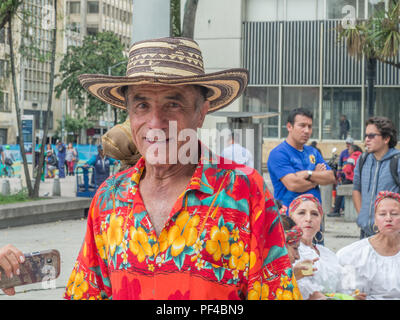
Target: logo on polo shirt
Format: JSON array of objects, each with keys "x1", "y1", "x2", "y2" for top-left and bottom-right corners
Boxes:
[{"x1": 309, "y1": 155, "x2": 316, "y2": 164}]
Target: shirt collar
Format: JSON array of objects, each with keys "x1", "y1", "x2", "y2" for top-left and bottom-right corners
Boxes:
[{"x1": 129, "y1": 141, "x2": 220, "y2": 198}]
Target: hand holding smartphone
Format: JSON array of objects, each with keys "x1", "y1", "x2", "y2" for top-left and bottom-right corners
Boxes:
[{"x1": 0, "y1": 246, "x2": 61, "y2": 295}]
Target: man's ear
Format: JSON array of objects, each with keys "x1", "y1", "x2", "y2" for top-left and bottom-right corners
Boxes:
[{"x1": 286, "y1": 122, "x2": 292, "y2": 132}]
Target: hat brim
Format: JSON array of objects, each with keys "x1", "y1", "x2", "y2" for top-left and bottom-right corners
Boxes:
[{"x1": 78, "y1": 68, "x2": 248, "y2": 113}]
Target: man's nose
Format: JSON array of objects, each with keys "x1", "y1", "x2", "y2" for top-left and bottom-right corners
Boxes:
[{"x1": 147, "y1": 107, "x2": 168, "y2": 129}]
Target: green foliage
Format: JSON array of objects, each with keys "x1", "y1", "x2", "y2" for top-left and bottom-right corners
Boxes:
[
  {"x1": 54, "y1": 115, "x2": 95, "y2": 142},
  {"x1": 170, "y1": 0, "x2": 181, "y2": 37},
  {"x1": 55, "y1": 31, "x2": 126, "y2": 118},
  {"x1": 337, "y1": 1, "x2": 400, "y2": 65},
  {"x1": 0, "y1": 188, "x2": 43, "y2": 205},
  {"x1": 0, "y1": 0, "x2": 22, "y2": 30}
]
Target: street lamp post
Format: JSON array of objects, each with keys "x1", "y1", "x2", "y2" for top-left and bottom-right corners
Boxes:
[{"x1": 107, "y1": 60, "x2": 127, "y2": 131}]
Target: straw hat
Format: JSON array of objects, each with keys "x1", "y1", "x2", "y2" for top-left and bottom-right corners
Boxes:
[{"x1": 78, "y1": 37, "x2": 249, "y2": 113}]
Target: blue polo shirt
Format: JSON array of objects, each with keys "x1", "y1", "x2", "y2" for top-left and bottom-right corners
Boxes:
[{"x1": 267, "y1": 140, "x2": 331, "y2": 210}]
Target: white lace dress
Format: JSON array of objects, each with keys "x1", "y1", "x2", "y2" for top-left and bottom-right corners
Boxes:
[
  {"x1": 336, "y1": 238, "x2": 400, "y2": 300},
  {"x1": 296, "y1": 242, "x2": 345, "y2": 300}
]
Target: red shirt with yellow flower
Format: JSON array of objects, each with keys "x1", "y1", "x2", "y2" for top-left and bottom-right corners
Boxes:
[{"x1": 64, "y1": 146, "x2": 301, "y2": 300}]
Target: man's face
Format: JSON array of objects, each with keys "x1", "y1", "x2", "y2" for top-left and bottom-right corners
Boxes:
[
  {"x1": 287, "y1": 115, "x2": 313, "y2": 146},
  {"x1": 364, "y1": 124, "x2": 389, "y2": 154},
  {"x1": 126, "y1": 84, "x2": 209, "y2": 165}
]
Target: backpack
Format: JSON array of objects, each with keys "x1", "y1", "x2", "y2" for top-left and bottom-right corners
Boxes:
[
  {"x1": 4, "y1": 157, "x2": 13, "y2": 166},
  {"x1": 358, "y1": 152, "x2": 400, "y2": 188}
]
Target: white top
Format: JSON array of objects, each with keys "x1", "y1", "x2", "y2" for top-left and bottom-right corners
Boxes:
[
  {"x1": 221, "y1": 143, "x2": 254, "y2": 168},
  {"x1": 296, "y1": 242, "x2": 345, "y2": 299},
  {"x1": 337, "y1": 238, "x2": 400, "y2": 300}
]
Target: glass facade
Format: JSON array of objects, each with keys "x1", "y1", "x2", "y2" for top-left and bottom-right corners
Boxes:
[
  {"x1": 243, "y1": 87, "x2": 279, "y2": 138},
  {"x1": 322, "y1": 87, "x2": 362, "y2": 140},
  {"x1": 366, "y1": 88, "x2": 400, "y2": 140},
  {"x1": 281, "y1": 87, "x2": 319, "y2": 139}
]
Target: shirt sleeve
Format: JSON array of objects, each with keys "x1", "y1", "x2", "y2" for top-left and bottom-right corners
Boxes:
[
  {"x1": 64, "y1": 192, "x2": 112, "y2": 300},
  {"x1": 246, "y1": 179, "x2": 302, "y2": 300},
  {"x1": 267, "y1": 148, "x2": 296, "y2": 181},
  {"x1": 353, "y1": 158, "x2": 361, "y2": 192}
]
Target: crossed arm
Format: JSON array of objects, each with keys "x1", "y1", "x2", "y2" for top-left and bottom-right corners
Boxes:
[{"x1": 281, "y1": 163, "x2": 336, "y2": 193}]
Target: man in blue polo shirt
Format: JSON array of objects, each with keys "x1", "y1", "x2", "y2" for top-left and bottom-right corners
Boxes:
[{"x1": 268, "y1": 108, "x2": 335, "y2": 212}]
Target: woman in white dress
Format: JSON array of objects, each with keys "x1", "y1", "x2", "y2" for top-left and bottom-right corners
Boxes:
[
  {"x1": 288, "y1": 194, "x2": 366, "y2": 300},
  {"x1": 337, "y1": 191, "x2": 400, "y2": 300}
]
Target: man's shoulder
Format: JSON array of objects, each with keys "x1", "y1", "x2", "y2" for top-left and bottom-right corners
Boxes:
[{"x1": 268, "y1": 141, "x2": 289, "y2": 158}]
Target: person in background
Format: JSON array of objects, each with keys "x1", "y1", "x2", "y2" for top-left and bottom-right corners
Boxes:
[
  {"x1": 0, "y1": 144, "x2": 4, "y2": 165},
  {"x1": 3, "y1": 145, "x2": 15, "y2": 177},
  {"x1": 280, "y1": 214, "x2": 317, "y2": 283},
  {"x1": 353, "y1": 116, "x2": 400, "y2": 239},
  {"x1": 45, "y1": 149, "x2": 58, "y2": 178},
  {"x1": 339, "y1": 115, "x2": 350, "y2": 140},
  {"x1": 84, "y1": 144, "x2": 116, "y2": 188},
  {"x1": 337, "y1": 191, "x2": 400, "y2": 300},
  {"x1": 56, "y1": 140, "x2": 66, "y2": 178},
  {"x1": 0, "y1": 244, "x2": 25, "y2": 296},
  {"x1": 267, "y1": 108, "x2": 335, "y2": 244},
  {"x1": 328, "y1": 137, "x2": 354, "y2": 217},
  {"x1": 65, "y1": 143, "x2": 78, "y2": 176},
  {"x1": 342, "y1": 144, "x2": 362, "y2": 183},
  {"x1": 288, "y1": 194, "x2": 366, "y2": 300},
  {"x1": 220, "y1": 132, "x2": 254, "y2": 168},
  {"x1": 309, "y1": 141, "x2": 322, "y2": 157}
]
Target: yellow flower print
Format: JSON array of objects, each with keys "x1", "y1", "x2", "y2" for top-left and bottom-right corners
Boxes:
[
  {"x1": 195, "y1": 259, "x2": 205, "y2": 270},
  {"x1": 148, "y1": 264, "x2": 155, "y2": 272},
  {"x1": 167, "y1": 210, "x2": 200, "y2": 257},
  {"x1": 158, "y1": 229, "x2": 168, "y2": 252},
  {"x1": 228, "y1": 241, "x2": 249, "y2": 270},
  {"x1": 121, "y1": 251, "x2": 129, "y2": 264},
  {"x1": 232, "y1": 269, "x2": 239, "y2": 280},
  {"x1": 107, "y1": 212, "x2": 124, "y2": 257},
  {"x1": 231, "y1": 228, "x2": 240, "y2": 241},
  {"x1": 293, "y1": 287, "x2": 302, "y2": 300},
  {"x1": 249, "y1": 251, "x2": 257, "y2": 270},
  {"x1": 152, "y1": 243, "x2": 159, "y2": 257},
  {"x1": 193, "y1": 239, "x2": 203, "y2": 253},
  {"x1": 129, "y1": 226, "x2": 153, "y2": 263},
  {"x1": 68, "y1": 270, "x2": 89, "y2": 300},
  {"x1": 94, "y1": 234, "x2": 107, "y2": 260},
  {"x1": 276, "y1": 288, "x2": 294, "y2": 300},
  {"x1": 248, "y1": 281, "x2": 269, "y2": 300},
  {"x1": 206, "y1": 225, "x2": 230, "y2": 262},
  {"x1": 280, "y1": 275, "x2": 290, "y2": 288}
]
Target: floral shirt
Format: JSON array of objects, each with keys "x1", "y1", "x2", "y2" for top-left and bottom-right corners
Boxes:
[{"x1": 64, "y1": 147, "x2": 301, "y2": 300}]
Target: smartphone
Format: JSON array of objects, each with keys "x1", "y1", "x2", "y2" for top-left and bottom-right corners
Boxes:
[{"x1": 0, "y1": 249, "x2": 61, "y2": 289}]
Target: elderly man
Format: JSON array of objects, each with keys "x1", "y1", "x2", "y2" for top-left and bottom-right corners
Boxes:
[{"x1": 64, "y1": 37, "x2": 299, "y2": 300}]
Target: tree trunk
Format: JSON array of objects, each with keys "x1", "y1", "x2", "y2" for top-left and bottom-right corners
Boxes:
[
  {"x1": 182, "y1": 0, "x2": 199, "y2": 39},
  {"x1": 7, "y1": 17, "x2": 33, "y2": 196},
  {"x1": 366, "y1": 57, "x2": 376, "y2": 118},
  {"x1": 33, "y1": 0, "x2": 57, "y2": 197}
]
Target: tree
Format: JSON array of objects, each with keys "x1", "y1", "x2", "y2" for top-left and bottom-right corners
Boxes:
[
  {"x1": 337, "y1": 1, "x2": 400, "y2": 117},
  {"x1": 55, "y1": 31, "x2": 126, "y2": 121},
  {"x1": 181, "y1": 0, "x2": 199, "y2": 38},
  {"x1": 170, "y1": 0, "x2": 199, "y2": 38},
  {"x1": 1, "y1": 0, "x2": 58, "y2": 198},
  {"x1": 54, "y1": 116, "x2": 94, "y2": 143}
]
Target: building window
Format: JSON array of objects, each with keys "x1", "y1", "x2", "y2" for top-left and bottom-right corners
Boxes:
[
  {"x1": 323, "y1": 87, "x2": 362, "y2": 140},
  {"x1": 87, "y1": 26, "x2": 99, "y2": 35},
  {"x1": 370, "y1": 87, "x2": 400, "y2": 140},
  {"x1": 68, "y1": 1, "x2": 80, "y2": 14},
  {"x1": 281, "y1": 87, "x2": 319, "y2": 139},
  {"x1": 87, "y1": 1, "x2": 99, "y2": 14},
  {"x1": 0, "y1": 59, "x2": 7, "y2": 78},
  {"x1": 243, "y1": 87, "x2": 279, "y2": 138},
  {"x1": 0, "y1": 91, "x2": 10, "y2": 112},
  {"x1": 327, "y1": 0, "x2": 366, "y2": 19},
  {"x1": 0, "y1": 27, "x2": 5, "y2": 44}
]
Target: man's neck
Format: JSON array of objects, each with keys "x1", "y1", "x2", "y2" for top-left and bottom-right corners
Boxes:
[
  {"x1": 142, "y1": 162, "x2": 197, "y2": 186},
  {"x1": 373, "y1": 146, "x2": 389, "y2": 161},
  {"x1": 286, "y1": 137, "x2": 304, "y2": 151}
]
